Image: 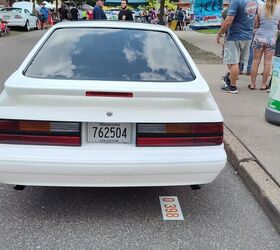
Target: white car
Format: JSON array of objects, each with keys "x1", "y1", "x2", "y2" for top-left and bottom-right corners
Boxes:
[
  {"x1": 0, "y1": 7, "x2": 39, "y2": 31},
  {"x1": 105, "y1": 9, "x2": 120, "y2": 20},
  {"x1": 0, "y1": 21, "x2": 226, "y2": 188}
]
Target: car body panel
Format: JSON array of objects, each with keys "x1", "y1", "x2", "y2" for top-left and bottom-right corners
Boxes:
[{"x1": 0, "y1": 142, "x2": 226, "y2": 186}]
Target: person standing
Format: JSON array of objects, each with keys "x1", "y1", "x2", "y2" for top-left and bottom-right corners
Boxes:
[
  {"x1": 140, "y1": 8, "x2": 147, "y2": 23},
  {"x1": 70, "y1": 5, "x2": 79, "y2": 21},
  {"x1": 176, "y1": 8, "x2": 184, "y2": 31},
  {"x1": 248, "y1": 0, "x2": 280, "y2": 90},
  {"x1": 58, "y1": 5, "x2": 69, "y2": 22},
  {"x1": 217, "y1": 0, "x2": 258, "y2": 94},
  {"x1": 81, "y1": 9, "x2": 87, "y2": 20},
  {"x1": 87, "y1": 9, "x2": 93, "y2": 20},
  {"x1": 93, "y1": 0, "x2": 107, "y2": 20},
  {"x1": 39, "y1": 3, "x2": 49, "y2": 30},
  {"x1": 118, "y1": 0, "x2": 133, "y2": 21}
]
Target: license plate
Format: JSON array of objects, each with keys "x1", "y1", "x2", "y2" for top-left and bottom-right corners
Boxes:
[{"x1": 88, "y1": 122, "x2": 131, "y2": 144}]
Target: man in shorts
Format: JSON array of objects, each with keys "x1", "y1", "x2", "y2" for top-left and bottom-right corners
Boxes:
[
  {"x1": 217, "y1": 0, "x2": 258, "y2": 94},
  {"x1": 39, "y1": 2, "x2": 49, "y2": 30}
]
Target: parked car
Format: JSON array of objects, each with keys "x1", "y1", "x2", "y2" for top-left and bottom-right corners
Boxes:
[
  {"x1": 105, "y1": 9, "x2": 120, "y2": 20},
  {"x1": 132, "y1": 9, "x2": 141, "y2": 21},
  {"x1": 0, "y1": 7, "x2": 39, "y2": 31},
  {"x1": 0, "y1": 21, "x2": 226, "y2": 188}
]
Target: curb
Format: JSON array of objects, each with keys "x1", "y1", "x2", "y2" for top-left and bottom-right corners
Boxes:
[{"x1": 224, "y1": 126, "x2": 280, "y2": 233}]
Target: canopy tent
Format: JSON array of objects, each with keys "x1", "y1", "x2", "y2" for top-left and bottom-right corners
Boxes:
[{"x1": 82, "y1": 4, "x2": 94, "y2": 10}]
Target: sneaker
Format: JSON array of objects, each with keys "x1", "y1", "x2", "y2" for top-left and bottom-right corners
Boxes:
[
  {"x1": 222, "y1": 72, "x2": 230, "y2": 86},
  {"x1": 221, "y1": 72, "x2": 229, "y2": 80},
  {"x1": 220, "y1": 85, "x2": 238, "y2": 94}
]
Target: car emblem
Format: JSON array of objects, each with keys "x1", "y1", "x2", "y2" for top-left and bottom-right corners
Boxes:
[{"x1": 107, "y1": 112, "x2": 113, "y2": 117}]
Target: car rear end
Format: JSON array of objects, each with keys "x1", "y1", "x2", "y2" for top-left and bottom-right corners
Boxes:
[
  {"x1": 0, "y1": 22, "x2": 227, "y2": 187},
  {"x1": 0, "y1": 8, "x2": 25, "y2": 27}
]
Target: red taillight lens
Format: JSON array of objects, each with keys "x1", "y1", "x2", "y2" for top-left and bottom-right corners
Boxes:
[
  {"x1": 0, "y1": 120, "x2": 81, "y2": 146},
  {"x1": 136, "y1": 123, "x2": 223, "y2": 147},
  {"x1": 86, "y1": 91, "x2": 133, "y2": 98}
]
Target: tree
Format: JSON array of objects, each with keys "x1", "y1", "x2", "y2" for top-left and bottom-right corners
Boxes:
[{"x1": 158, "y1": 0, "x2": 165, "y2": 25}]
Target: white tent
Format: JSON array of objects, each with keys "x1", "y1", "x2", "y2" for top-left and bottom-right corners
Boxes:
[
  {"x1": 82, "y1": 4, "x2": 93, "y2": 10},
  {"x1": 42, "y1": 1, "x2": 55, "y2": 10}
]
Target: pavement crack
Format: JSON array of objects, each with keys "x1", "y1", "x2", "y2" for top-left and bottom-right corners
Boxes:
[{"x1": 238, "y1": 158, "x2": 257, "y2": 164}]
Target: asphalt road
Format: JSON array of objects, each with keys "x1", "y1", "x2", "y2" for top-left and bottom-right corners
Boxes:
[{"x1": 0, "y1": 29, "x2": 279, "y2": 249}]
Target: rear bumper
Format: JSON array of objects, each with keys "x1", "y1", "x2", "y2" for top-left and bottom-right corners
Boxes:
[
  {"x1": 6, "y1": 19, "x2": 26, "y2": 27},
  {"x1": 0, "y1": 144, "x2": 227, "y2": 187}
]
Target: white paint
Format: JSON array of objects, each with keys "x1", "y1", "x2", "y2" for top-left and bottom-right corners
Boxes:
[{"x1": 159, "y1": 196, "x2": 184, "y2": 221}]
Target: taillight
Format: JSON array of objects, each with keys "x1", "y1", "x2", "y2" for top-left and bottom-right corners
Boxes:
[
  {"x1": 136, "y1": 123, "x2": 223, "y2": 147},
  {"x1": 0, "y1": 120, "x2": 81, "y2": 146},
  {"x1": 86, "y1": 91, "x2": 133, "y2": 98}
]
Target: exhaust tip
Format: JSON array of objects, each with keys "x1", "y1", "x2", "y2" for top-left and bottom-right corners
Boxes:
[
  {"x1": 14, "y1": 185, "x2": 26, "y2": 191},
  {"x1": 190, "y1": 185, "x2": 201, "y2": 190}
]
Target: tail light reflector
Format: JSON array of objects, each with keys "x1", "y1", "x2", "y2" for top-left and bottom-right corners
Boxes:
[
  {"x1": 136, "y1": 123, "x2": 223, "y2": 147},
  {"x1": 0, "y1": 120, "x2": 81, "y2": 146},
  {"x1": 86, "y1": 91, "x2": 133, "y2": 98}
]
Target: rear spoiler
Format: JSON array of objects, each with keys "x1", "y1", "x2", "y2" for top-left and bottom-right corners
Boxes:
[{"x1": 5, "y1": 84, "x2": 210, "y2": 101}]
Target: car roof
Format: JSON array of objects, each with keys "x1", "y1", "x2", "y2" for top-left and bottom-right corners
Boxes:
[{"x1": 52, "y1": 21, "x2": 171, "y2": 33}]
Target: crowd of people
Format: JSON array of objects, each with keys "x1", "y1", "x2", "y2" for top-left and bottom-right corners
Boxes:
[
  {"x1": 137, "y1": 7, "x2": 190, "y2": 29},
  {"x1": 35, "y1": 1, "x2": 191, "y2": 31},
  {"x1": 217, "y1": 0, "x2": 280, "y2": 94}
]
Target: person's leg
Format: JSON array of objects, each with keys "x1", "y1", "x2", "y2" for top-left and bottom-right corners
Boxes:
[
  {"x1": 239, "y1": 62, "x2": 244, "y2": 74},
  {"x1": 41, "y1": 20, "x2": 44, "y2": 30},
  {"x1": 229, "y1": 63, "x2": 239, "y2": 86},
  {"x1": 246, "y1": 42, "x2": 254, "y2": 74},
  {"x1": 221, "y1": 41, "x2": 240, "y2": 93},
  {"x1": 261, "y1": 49, "x2": 274, "y2": 89},
  {"x1": 250, "y1": 48, "x2": 263, "y2": 89}
]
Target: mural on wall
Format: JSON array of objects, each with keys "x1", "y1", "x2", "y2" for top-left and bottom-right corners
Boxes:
[{"x1": 191, "y1": 0, "x2": 223, "y2": 28}]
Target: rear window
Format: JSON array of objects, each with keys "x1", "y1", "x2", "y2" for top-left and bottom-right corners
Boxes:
[
  {"x1": 25, "y1": 28, "x2": 195, "y2": 82},
  {"x1": 1, "y1": 8, "x2": 22, "y2": 12}
]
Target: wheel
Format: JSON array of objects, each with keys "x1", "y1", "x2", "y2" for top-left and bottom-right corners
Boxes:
[{"x1": 24, "y1": 20, "x2": 30, "y2": 31}]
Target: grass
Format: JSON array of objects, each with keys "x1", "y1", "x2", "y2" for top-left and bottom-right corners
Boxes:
[
  {"x1": 180, "y1": 39, "x2": 222, "y2": 64},
  {"x1": 195, "y1": 29, "x2": 219, "y2": 35}
]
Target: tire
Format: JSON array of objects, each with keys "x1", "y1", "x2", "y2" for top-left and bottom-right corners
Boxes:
[{"x1": 24, "y1": 20, "x2": 30, "y2": 31}]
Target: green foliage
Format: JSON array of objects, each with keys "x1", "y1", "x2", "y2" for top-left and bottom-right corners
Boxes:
[
  {"x1": 138, "y1": 0, "x2": 176, "y2": 10},
  {"x1": 196, "y1": 29, "x2": 219, "y2": 34}
]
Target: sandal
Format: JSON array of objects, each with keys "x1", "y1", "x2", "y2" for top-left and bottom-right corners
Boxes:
[
  {"x1": 260, "y1": 86, "x2": 269, "y2": 90},
  {"x1": 248, "y1": 84, "x2": 255, "y2": 90}
]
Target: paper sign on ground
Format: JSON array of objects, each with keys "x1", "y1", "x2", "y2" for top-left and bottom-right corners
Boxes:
[{"x1": 159, "y1": 196, "x2": 184, "y2": 221}]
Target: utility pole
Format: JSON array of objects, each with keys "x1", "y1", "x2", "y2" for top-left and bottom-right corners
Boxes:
[
  {"x1": 158, "y1": 0, "x2": 165, "y2": 25},
  {"x1": 56, "y1": 0, "x2": 58, "y2": 17}
]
